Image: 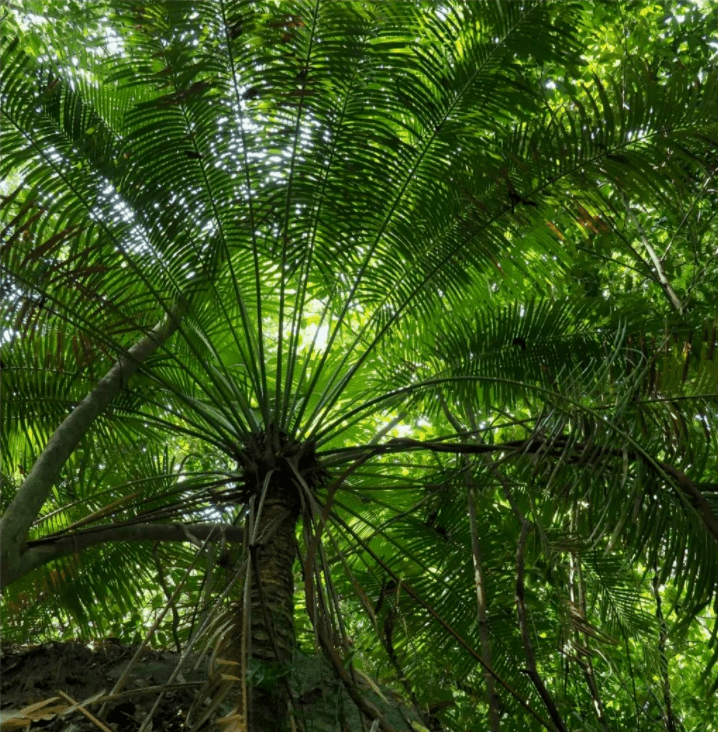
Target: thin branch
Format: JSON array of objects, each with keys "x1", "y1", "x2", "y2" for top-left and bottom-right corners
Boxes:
[
  {"x1": 441, "y1": 392, "x2": 501, "y2": 730},
  {"x1": 660, "y1": 167, "x2": 717, "y2": 260},
  {"x1": 331, "y1": 512, "x2": 556, "y2": 731},
  {"x1": 487, "y1": 465, "x2": 567, "y2": 732},
  {"x1": 515, "y1": 522, "x2": 569, "y2": 732},
  {"x1": 102, "y1": 531, "x2": 213, "y2": 722},
  {"x1": 2, "y1": 522, "x2": 243, "y2": 590},
  {"x1": 468, "y1": 487, "x2": 502, "y2": 732},
  {"x1": 152, "y1": 543, "x2": 182, "y2": 653},
  {"x1": 153, "y1": 555, "x2": 251, "y2": 731},
  {"x1": 569, "y1": 543, "x2": 609, "y2": 732},
  {"x1": 576, "y1": 244, "x2": 653, "y2": 279},
  {"x1": 622, "y1": 197, "x2": 684, "y2": 315},
  {"x1": 56, "y1": 691, "x2": 113, "y2": 732},
  {"x1": 652, "y1": 574, "x2": 678, "y2": 732},
  {"x1": 359, "y1": 436, "x2": 718, "y2": 543},
  {"x1": 0, "y1": 307, "x2": 181, "y2": 587}
]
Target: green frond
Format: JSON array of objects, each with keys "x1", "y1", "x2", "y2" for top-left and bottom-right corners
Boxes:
[{"x1": 3, "y1": 3, "x2": 718, "y2": 730}]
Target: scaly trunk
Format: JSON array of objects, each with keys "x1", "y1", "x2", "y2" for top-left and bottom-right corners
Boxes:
[
  {"x1": 214, "y1": 427, "x2": 326, "y2": 731},
  {"x1": 216, "y1": 478, "x2": 300, "y2": 732},
  {"x1": 247, "y1": 494, "x2": 298, "y2": 732}
]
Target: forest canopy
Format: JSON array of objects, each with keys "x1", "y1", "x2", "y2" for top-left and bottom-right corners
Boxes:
[{"x1": 2, "y1": 1, "x2": 718, "y2": 731}]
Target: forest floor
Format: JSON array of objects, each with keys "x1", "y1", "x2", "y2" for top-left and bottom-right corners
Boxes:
[
  {"x1": 1, "y1": 639, "x2": 422, "y2": 732},
  {"x1": 0, "y1": 640, "x2": 206, "y2": 731}
]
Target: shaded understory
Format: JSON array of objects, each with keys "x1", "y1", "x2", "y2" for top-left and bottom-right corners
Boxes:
[{"x1": 0, "y1": 640, "x2": 421, "y2": 731}]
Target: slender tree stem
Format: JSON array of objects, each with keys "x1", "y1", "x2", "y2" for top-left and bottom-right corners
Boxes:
[
  {"x1": 0, "y1": 308, "x2": 180, "y2": 589},
  {"x1": 653, "y1": 574, "x2": 678, "y2": 732},
  {"x1": 152, "y1": 543, "x2": 182, "y2": 653},
  {"x1": 515, "y1": 522, "x2": 569, "y2": 732},
  {"x1": 1, "y1": 521, "x2": 242, "y2": 590},
  {"x1": 331, "y1": 513, "x2": 556, "y2": 731},
  {"x1": 569, "y1": 547, "x2": 610, "y2": 731},
  {"x1": 489, "y1": 465, "x2": 568, "y2": 732},
  {"x1": 468, "y1": 487, "x2": 502, "y2": 732},
  {"x1": 622, "y1": 196, "x2": 684, "y2": 315}
]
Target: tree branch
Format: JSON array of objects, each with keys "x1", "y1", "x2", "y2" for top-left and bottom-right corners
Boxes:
[
  {"x1": 440, "y1": 393, "x2": 502, "y2": 730},
  {"x1": 373, "y1": 437, "x2": 718, "y2": 543},
  {"x1": 623, "y1": 197, "x2": 684, "y2": 315},
  {"x1": 468, "y1": 486, "x2": 502, "y2": 732},
  {"x1": 331, "y1": 512, "x2": 556, "y2": 731},
  {"x1": 487, "y1": 466, "x2": 568, "y2": 732},
  {"x1": 0, "y1": 308, "x2": 181, "y2": 587},
  {"x1": 152, "y1": 543, "x2": 183, "y2": 653},
  {"x1": 652, "y1": 574, "x2": 679, "y2": 732},
  {"x1": 569, "y1": 538, "x2": 610, "y2": 732},
  {"x1": 515, "y1": 522, "x2": 569, "y2": 732},
  {"x1": 2, "y1": 521, "x2": 241, "y2": 590}
]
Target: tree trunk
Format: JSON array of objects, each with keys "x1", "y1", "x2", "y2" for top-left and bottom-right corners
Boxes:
[
  {"x1": 218, "y1": 480, "x2": 300, "y2": 732},
  {"x1": 248, "y1": 494, "x2": 298, "y2": 732},
  {"x1": 0, "y1": 309, "x2": 180, "y2": 591}
]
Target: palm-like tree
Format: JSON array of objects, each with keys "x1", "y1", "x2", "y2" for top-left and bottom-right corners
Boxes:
[{"x1": 2, "y1": 2, "x2": 718, "y2": 730}]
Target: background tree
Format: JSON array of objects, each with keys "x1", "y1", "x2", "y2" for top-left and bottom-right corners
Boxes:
[{"x1": 2, "y1": 1, "x2": 718, "y2": 730}]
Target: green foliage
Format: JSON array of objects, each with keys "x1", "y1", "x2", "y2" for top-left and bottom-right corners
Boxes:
[{"x1": 2, "y1": 1, "x2": 718, "y2": 730}]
